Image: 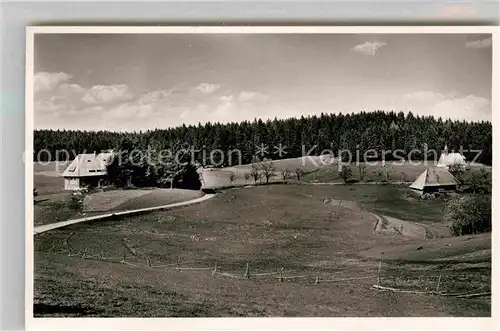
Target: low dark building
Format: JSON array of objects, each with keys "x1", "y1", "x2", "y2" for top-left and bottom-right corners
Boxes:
[{"x1": 409, "y1": 167, "x2": 460, "y2": 194}]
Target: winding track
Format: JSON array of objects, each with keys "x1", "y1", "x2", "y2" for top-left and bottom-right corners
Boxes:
[{"x1": 33, "y1": 193, "x2": 216, "y2": 235}]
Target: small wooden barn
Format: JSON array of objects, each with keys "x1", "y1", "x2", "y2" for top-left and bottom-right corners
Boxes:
[
  {"x1": 409, "y1": 167, "x2": 460, "y2": 194},
  {"x1": 61, "y1": 152, "x2": 114, "y2": 190}
]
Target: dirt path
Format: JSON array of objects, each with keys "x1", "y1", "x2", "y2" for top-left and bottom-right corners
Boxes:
[
  {"x1": 321, "y1": 197, "x2": 447, "y2": 240},
  {"x1": 33, "y1": 194, "x2": 216, "y2": 235}
]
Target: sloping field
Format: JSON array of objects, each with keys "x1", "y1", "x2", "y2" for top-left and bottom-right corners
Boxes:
[
  {"x1": 114, "y1": 189, "x2": 203, "y2": 211},
  {"x1": 201, "y1": 156, "x2": 491, "y2": 191},
  {"x1": 35, "y1": 188, "x2": 203, "y2": 226},
  {"x1": 34, "y1": 161, "x2": 68, "y2": 176},
  {"x1": 83, "y1": 189, "x2": 154, "y2": 212},
  {"x1": 227, "y1": 155, "x2": 335, "y2": 172},
  {"x1": 302, "y1": 161, "x2": 428, "y2": 183},
  {"x1": 373, "y1": 214, "x2": 428, "y2": 239},
  {"x1": 34, "y1": 185, "x2": 490, "y2": 317},
  {"x1": 33, "y1": 174, "x2": 66, "y2": 196},
  {"x1": 302, "y1": 161, "x2": 492, "y2": 184},
  {"x1": 302, "y1": 184, "x2": 448, "y2": 224},
  {"x1": 201, "y1": 156, "x2": 333, "y2": 189},
  {"x1": 359, "y1": 232, "x2": 491, "y2": 262}
]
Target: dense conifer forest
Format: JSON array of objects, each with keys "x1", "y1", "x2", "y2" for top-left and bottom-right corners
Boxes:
[{"x1": 34, "y1": 111, "x2": 492, "y2": 166}]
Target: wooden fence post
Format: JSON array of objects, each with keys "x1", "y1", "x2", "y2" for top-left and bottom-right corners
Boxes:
[
  {"x1": 177, "y1": 255, "x2": 181, "y2": 270},
  {"x1": 121, "y1": 253, "x2": 126, "y2": 264},
  {"x1": 244, "y1": 262, "x2": 250, "y2": 279},
  {"x1": 212, "y1": 262, "x2": 218, "y2": 275},
  {"x1": 377, "y1": 261, "x2": 382, "y2": 287},
  {"x1": 436, "y1": 274, "x2": 442, "y2": 292},
  {"x1": 146, "y1": 256, "x2": 151, "y2": 268},
  {"x1": 279, "y1": 267, "x2": 284, "y2": 282},
  {"x1": 315, "y1": 275, "x2": 320, "y2": 284}
]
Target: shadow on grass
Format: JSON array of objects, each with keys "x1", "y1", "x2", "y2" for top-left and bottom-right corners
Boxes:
[{"x1": 34, "y1": 303, "x2": 102, "y2": 316}]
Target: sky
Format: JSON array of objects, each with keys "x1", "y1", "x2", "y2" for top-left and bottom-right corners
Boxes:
[{"x1": 33, "y1": 33, "x2": 493, "y2": 131}]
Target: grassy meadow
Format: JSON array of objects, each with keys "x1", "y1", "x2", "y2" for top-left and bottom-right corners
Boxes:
[
  {"x1": 33, "y1": 162, "x2": 204, "y2": 226},
  {"x1": 200, "y1": 157, "x2": 492, "y2": 190},
  {"x1": 34, "y1": 184, "x2": 491, "y2": 317}
]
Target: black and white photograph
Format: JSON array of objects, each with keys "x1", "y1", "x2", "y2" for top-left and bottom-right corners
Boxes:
[{"x1": 27, "y1": 26, "x2": 496, "y2": 324}]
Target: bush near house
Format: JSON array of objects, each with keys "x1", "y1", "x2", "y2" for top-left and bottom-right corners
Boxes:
[
  {"x1": 338, "y1": 165, "x2": 353, "y2": 184},
  {"x1": 260, "y1": 159, "x2": 276, "y2": 184},
  {"x1": 448, "y1": 162, "x2": 465, "y2": 180},
  {"x1": 33, "y1": 188, "x2": 39, "y2": 205},
  {"x1": 294, "y1": 168, "x2": 305, "y2": 182},
  {"x1": 444, "y1": 194, "x2": 491, "y2": 236},
  {"x1": 250, "y1": 164, "x2": 261, "y2": 184},
  {"x1": 464, "y1": 168, "x2": 491, "y2": 193},
  {"x1": 105, "y1": 137, "x2": 201, "y2": 190},
  {"x1": 244, "y1": 172, "x2": 250, "y2": 184}
]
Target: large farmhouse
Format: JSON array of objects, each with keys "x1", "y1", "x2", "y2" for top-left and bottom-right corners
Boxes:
[
  {"x1": 409, "y1": 166, "x2": 460, "y2": 194},
  {"x1": 61, "y1": 152, "x2": 114, "y2": 190}
]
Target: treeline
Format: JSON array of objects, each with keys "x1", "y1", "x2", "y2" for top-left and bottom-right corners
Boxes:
[
  {"x1": 34, "y1": 111, "x2": 492, "y2": 165},
  {"x1": 105, "y1": 137, "x2": 201, "y2": 190}
]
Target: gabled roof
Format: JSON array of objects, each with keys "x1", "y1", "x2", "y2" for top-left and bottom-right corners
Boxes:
[
  {"x1": 62, "y1": 153, "x2": 113, "y2": 178},
  {"x1": 409, "y1": 167, "x2": 460, "y2": 190},
  {"x1": 437, "y1": 152, "x2": 466, "y2": 167}
]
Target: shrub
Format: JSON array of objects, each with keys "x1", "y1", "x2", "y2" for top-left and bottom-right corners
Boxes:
[
  {"x1": 444, "y1": 194, "x2": 491, "y2": 236},
  {"x1": 68, "y1": 193, "x2": 84, "y2": 212},
  {"x1": 294, "y1": 168, "x2": 305, "y2": 182},
  {"x1": 420, "y1": 193, "x2": 435, "y2": 200},
  {"x1": 376, "y1": 166, "x2": 389, "y2": 183},
  {"x1": 46, "y1": 200, "x2": 67, "y2": 211},
  {"x1": 177, "y1": 163, "x2": 202, "y2": 190},
  {"x1": 250, "y1": 164, "x2": 261, "y2": 184},
  {"x1": 400, "y1": 172, "x2": 406, "y2": 182},
  {"x1": 358, "y1": 164, "x2": 367, "y2": 182},
  {"x1": 228, "y1": 173, "x2": 236, "y2": 185},
  {"x1": 467, "y1": 168, "x2": 491, "y2": 193},
  {"x1": 448, "y1": 162, "x2": 465, "y2": 180},
  {"x1": 260, "y1": 160, "x2": 276, "y2": 184},
  {"x1": 281, "y1": 168, "x2": 291, "y2": 183},
  {"x1": 33, "y1": 188, "x2": 39, "y2": 205},
  {"x1": 338, "y1": 165, "x2": 352, "y2": 184}
]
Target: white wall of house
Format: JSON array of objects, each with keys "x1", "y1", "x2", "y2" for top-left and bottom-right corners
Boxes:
[{"x1": 64, "y1": 178, "x2": 80, "y2": 190}]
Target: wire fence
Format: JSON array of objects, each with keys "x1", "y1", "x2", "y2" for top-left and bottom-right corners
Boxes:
[{"x1": 43, "y1": 247, "x2": 491, "y2": 298}]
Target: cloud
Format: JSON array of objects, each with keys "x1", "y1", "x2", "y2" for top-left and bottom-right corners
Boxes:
[
  {"x1": 35, "y1": 98, "x2": 66, "y2": 115},
  {"x1": 195, "y1": 83, "x2": 221, "y2": 94},
  {"x1": 238, "y1": 91, "x2": 268, "y2": 103},
  {"x1": 465, "y1": 37, "x2": 492, "y2": 49},
  {"x1": 179, "y1": 108, "x2": 191, "y2": 119},
  {"x1": 351, "y1": 41, "x2": 387, "y2": 56},
  {"x1": 213, "y1": 95, "x2": 236, "y2": 117},
  {"x1": 34, "y1": 82, "x2": 87, "y2": 116},
  {"x1": 34, "y1": 72, "x2": 73, "y2": 93},
  {"x1": 82, "y1": 85, "x2": 134, "y2": 104},
  {"x1": 34, "y1": 73, "x2": 137, "y2": 123},
  {"x1": 59, "y1": 83, "x2": 86, "y2": 95},
  {"x1": 137, "y1": 90, "x2": 173, "y2": 104},
  {"x1": 35, "y1": 84, "x2": 278, "y2": 130},
  {"x1": 400, "y1": 91, "x2": 491, "y2": 122},
  {"x1": 104, "y1": 89, "x2": 174, "y2": 119}
]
